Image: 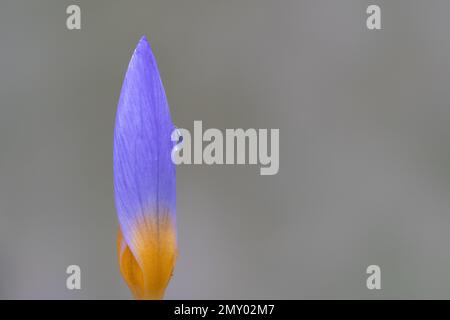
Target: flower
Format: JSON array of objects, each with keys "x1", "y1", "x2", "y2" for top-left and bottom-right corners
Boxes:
[{"x1": 113, "y1": 36, "x2": 177, "y2": 300}]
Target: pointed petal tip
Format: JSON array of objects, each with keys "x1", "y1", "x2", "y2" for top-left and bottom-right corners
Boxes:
[
  {"x1": 128, "y1": 35, "x2": 158, "y2": 70},
  {"x1": 134, "y1": 35, "x2": 152, "y2": 55},
  {"x1": 138, "y1": 35, "x2": 149, "y2": 47}
]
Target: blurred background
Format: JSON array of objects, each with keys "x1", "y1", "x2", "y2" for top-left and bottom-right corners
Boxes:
[{"x1": 1, "y1": 0, "x2": 450, "y2": 299}]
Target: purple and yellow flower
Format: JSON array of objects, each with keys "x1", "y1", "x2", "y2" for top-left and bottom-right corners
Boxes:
[{"x1": 113, "y1": 36, "x2": 177, "y2": 300}]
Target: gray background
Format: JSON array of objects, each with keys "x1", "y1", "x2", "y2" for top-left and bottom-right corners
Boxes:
[{"x1": 1, "y1": 0, "x2": 450, "y2": 299}]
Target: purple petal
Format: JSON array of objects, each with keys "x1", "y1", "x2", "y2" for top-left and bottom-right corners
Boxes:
[{"x1": 113, "y1": 36, "x2": 176, "y2": 267}]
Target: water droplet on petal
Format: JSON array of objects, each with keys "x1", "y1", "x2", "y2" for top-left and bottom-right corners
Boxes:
[{"x1": 171, "y1": 127, "x2": 184, "y2": 152}]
